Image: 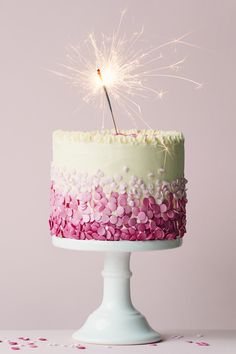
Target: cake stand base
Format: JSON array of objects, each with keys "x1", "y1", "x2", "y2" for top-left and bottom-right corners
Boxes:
[{"x1": 52, "y1": 237, "x2": 182, "y2": 345}]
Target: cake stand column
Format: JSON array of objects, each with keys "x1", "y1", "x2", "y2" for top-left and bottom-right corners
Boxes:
[
  {"x1": 73, "y1": 251, "x2": 161, "y2": 345},
  {"x1": 101, "y1": 252, "x2": 132, "y2": 311}
]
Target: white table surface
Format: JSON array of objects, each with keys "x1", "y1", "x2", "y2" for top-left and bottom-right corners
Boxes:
[{"x1": 0, "y1": 330, "x2": 235, "y2": 353}]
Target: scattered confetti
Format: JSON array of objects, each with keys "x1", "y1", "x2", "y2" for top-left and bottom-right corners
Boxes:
[{"x1": 2, "y1": 333, "x2": 212, "y2": 351}]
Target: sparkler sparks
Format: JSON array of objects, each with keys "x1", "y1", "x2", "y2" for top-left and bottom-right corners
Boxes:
[{"x1": 53, "y1": 11, "x2": 202, "y2": 130}]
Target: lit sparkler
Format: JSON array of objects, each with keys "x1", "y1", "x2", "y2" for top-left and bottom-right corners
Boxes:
[
  {"x1": 97, "y1": 68, "x2": 118, "y2": 134},
  {"x1": 53, "y1": 11, "x2": 202, "y2": 130}
]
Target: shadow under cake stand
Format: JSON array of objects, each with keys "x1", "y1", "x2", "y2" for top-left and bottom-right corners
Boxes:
[{"x1": 52, "y1": 236, "x2": 182, "y2": 345}]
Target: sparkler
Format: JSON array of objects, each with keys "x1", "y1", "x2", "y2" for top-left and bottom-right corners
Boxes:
[
  {"x1": 97, "y1": 68, "x2": 118, "y2": 134},
  {"x1": 53, "y1": 11, "x2": 202, "y2": 129}
]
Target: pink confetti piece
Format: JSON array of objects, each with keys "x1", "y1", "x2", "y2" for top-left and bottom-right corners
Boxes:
[
  {"x1": 19, "y1": 337, "x2": 30, "y2": 341},
  {"x1": 196, "y1": 341, "x2": 210, "y2": 346},
  {"x1": 77, "y1": 345, "x2": 86, "y2": 349},
  {"x1": 9, "y1": 341, "x2": 18, "y2": 345},
  {"x1": 170, "y1": 335, "x2": 184, "y2": 339},
  {"x1": 11, "y1": 347, "x2": 21, "y2": 351},
  {"x1": 37, "y1": 338, "x2": 47, "y2": 341}
]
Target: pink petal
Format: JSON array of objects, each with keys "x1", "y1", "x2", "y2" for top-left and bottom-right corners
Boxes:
[
  {"x1": 110, "y1": 215, "x2": 118, "y2": 224},
  {"x1": 116, "y1": 206, "x2": 124, "y2": 217},
  {"x1": 97, "y1": 226, "x2": 106, "y2": 236},
  {"x1": 137, "y1": 211, "x2": 146, "y2": 221},
  {"x1": 160, "y1": 204, "x2": 167, "y2": 213}
]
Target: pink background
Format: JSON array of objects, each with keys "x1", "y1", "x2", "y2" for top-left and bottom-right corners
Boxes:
[{"x1": 0, "y1": 0, "x2": 235, "y2": 330}]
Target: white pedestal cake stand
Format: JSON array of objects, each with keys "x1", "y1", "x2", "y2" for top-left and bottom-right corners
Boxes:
[{"x1": 52, "y1": 236, "x2": 182, "y2": 345}]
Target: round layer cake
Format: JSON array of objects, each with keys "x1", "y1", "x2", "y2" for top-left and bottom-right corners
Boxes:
[{"x1": 49, "y1": 130, "x2": 187, "y2": 241}]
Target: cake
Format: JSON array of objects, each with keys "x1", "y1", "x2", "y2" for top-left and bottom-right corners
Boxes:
[{"x1": 49, "y1": 129, "x2": 187, "y2": 241}]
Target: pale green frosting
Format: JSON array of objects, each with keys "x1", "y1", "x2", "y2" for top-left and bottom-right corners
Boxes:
[
  {"x1": 52, "y1": 129, "x2": 185, "y2": 183},
  {"x1": 53, "y1": 129, "x2": 184, "y2": 146}
]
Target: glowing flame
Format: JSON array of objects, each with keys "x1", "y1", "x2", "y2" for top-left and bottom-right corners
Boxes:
[{"x1": 96, "y1": 67, "x2": 118, "y2": 88}]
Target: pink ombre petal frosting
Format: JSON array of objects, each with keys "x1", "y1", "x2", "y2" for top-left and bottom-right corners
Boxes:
[{"x1": 49, "y1": 172, "x2": 187, "y2": 241}]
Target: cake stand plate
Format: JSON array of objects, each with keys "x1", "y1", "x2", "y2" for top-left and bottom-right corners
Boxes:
[{"x1": 52, "y1": 236, "x2": 182, "y2": 345}]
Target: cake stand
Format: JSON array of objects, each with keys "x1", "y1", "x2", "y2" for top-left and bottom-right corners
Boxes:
[{"x1": 52, "y1": 236, "x2": 182, "y2": 345}]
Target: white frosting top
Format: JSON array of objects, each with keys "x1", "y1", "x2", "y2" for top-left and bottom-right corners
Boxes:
[{"x1": 52, "y1": 129, "x2": 185, "y2": 183}]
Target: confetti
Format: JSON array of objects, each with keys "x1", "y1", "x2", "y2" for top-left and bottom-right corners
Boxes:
[
  {"x1": 196, "y1": 341, "x2": 210, "y2": 346},
  {"x1": 48, "y1": 343, "x2": 59, "y2": 346},
  {"x1": 170, "y1": 335, "x2": 184, "y2": 339}
]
